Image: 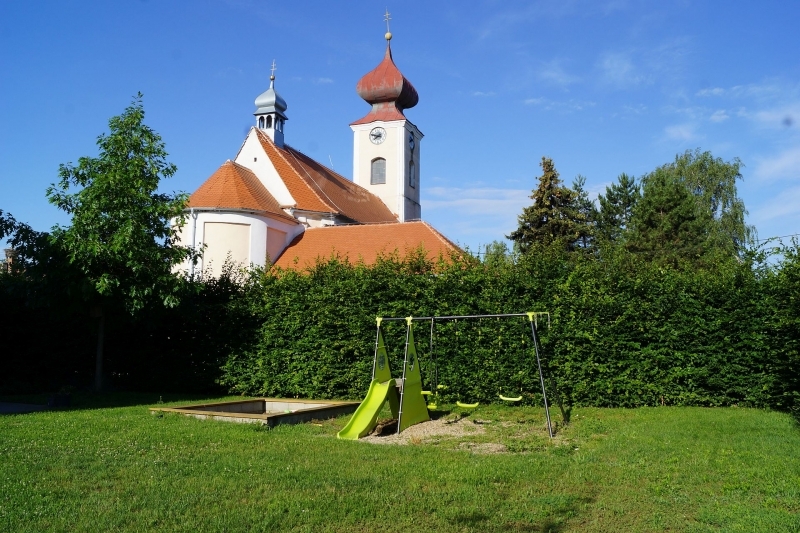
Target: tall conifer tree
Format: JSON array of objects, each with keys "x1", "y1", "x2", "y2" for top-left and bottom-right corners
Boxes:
[
  {"x1": 597, "y1": 173, "x2": 640, "y2": 243},
  {"x1": 626, "y1": 149, "x2": 754, "y2": 261},
  {"x1": 508, "y1": 157, "x2": 587, "y2": 252},
  {"x1": 627, "y1": 169, "x2": 711, "y2": 261},
  {"x1": 572, "y1": 174, "x2": 597, "y2": 249}
]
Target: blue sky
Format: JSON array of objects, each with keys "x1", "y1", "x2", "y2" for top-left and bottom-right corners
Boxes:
[{"x1": 1, "y1": 0, "x2": 799, "y2": 253}]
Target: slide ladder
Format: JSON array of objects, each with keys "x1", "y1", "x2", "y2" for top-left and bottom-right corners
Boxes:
[{"x1": 337, "y1": 318, "x2": 430, "y2": 439}]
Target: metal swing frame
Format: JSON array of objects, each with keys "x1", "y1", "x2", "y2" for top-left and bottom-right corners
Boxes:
[{"x1": 376, "y1": 312, "x2": 554, "y2": 438}]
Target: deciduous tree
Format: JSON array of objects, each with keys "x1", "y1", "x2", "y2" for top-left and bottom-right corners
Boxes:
[
  {"x1": 46, "y1": 94, "x2": 192, "y2": 390},
  {"x1": 626, "y1": 149, "x2": 754, "y2": 262}
]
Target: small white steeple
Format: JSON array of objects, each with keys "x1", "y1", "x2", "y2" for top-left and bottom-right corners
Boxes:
[{"x1": 254, "y1": 60, "x2": 288, "y2": 148}]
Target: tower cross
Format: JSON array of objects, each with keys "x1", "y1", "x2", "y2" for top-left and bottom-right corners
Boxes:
[
  {"x1": 384, "y1": 8, "x2": 391, "y2": 32},
  {"x1": 270, "y1": 60, "x2": 277, "y2": 80}
]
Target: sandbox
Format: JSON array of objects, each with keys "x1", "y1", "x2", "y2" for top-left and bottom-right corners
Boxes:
[{"x1": 150, "y1": 398, "x2": 359, "y2": 427}]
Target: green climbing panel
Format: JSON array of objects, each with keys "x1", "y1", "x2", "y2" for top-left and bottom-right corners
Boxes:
[{"x1": 398, "y1": 318, "x2": 430, "y2": 433}]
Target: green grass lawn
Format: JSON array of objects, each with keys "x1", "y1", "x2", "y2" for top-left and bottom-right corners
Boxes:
[{"x1": 1, "y1": 394, "x2": 798, "y2": 532}]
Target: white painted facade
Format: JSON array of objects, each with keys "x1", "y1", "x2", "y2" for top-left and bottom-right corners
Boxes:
[
  {"x1": 234, "y1": 130, "x2": 295, "y2": 208},
  {"x1": 178, "y1": 210, "x2": 303, "y2": 277},
  {"x1": 351, "y1": 119, "x2": 423, "y2": 221}
]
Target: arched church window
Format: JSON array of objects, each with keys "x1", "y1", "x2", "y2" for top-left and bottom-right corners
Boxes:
[
  {"x1": 371, "y1": 158, "x2": 386, "y2": 185},
  {"x1": 266, "y1": 116, "x2": 273, "y2": 129},
  {"x1": 258, "y1": 116, "x2": 265, "y2": 129},
  {"x1": 409, "y1": 160, "x2": 416, "y2": 189}
]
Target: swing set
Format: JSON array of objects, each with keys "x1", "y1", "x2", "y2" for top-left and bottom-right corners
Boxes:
[{"x1": 336, "y1": 312, "x2": 554, "y2": 440}]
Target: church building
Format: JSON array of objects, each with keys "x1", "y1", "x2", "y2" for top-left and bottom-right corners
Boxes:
[{"x1": 180, "y1": 30, "x2": 458, "y2": 277}]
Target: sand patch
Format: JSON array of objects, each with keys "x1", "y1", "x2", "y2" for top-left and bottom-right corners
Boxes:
[{"x1": 361, "y1": 416, "x2": 487, "y2": 445}]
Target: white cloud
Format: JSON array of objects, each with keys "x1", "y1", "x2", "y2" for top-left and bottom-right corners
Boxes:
[
  {"x1": 752, "y1": 185, "x2": 800, "y2": 223},
  {"x1": 709, "y1": 110, "x2": 729, "y2": 123},
  {"x1": 696, "y1": 82, "x2": 788, "y2": 101},
  {"x1": 598, "y1": 52, "x2": 645, "y2": 88},
  {"x1": 423, "y1": 186, "x2": 533, "y2": 247},
  {"x1": 215, "y1": 66, "x2": 244, "y2": 78},
  {"x1": 754, "y1": 146, "x2": 800, "y2": 181},
  {"x1": 751, "y1": 102, "x2": 800, "y2": 129},
  {"x1": 475, "y1": 3, "x2": 580, "y2": 41},
  {"x1": 622, "y1": 104, "x2": 647, "y2": 115},
  {"x1": 696, "y1": 87, "x2": 725, "y2": 97},
  {"x1": 729, "y1": 83, "x2": 784, "y2": 99},
  {"x1": 663, "y1": 105, "x2": 706, "y2": 120},
  {"x1": 663, "y1": 123, "x2": 700, "y2": 142},
  {"x1": 537, "y1": 59, "x2": 581, "y2": 87},
  {"x1": 314, "y1": 77, "x2": 334, "y2": 84},
  {"x1": 472, "y1": 91, "x2": 496, "y2": 97},
  {"x1": 425, "y1": 186, "x2": 529, "y2": 218},
  {"x1": 524, "y1": 97, "x2": 595, "y2": 112}
]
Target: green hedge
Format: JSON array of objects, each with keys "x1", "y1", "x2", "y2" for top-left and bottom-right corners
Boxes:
[
  {"x1": 2, "y1": 244, "x2": 797, "y2": 414},
  {"x1": 218, "y1": 246, "x2": 799, "y2": 412}
]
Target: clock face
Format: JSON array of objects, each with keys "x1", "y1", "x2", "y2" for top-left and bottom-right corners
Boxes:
[
  {"x1": 408, "y1": 134, "x2": 415, "y2": 151},
  {"x1": 369, "y1": 127, "x2": 387, "y2": 145}
]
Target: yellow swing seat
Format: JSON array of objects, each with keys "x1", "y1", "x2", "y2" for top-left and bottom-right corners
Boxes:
[{"x1": 499, "y1": 394, "x2": 522, "y2": 402}]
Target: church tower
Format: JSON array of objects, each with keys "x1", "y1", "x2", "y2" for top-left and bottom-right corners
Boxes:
[
  {"x1": 351, "y1": 23, "x2": 423, "y2": 222},
  {"x1": 254, "y1": 61, "x2": 288, "y2": 148}
]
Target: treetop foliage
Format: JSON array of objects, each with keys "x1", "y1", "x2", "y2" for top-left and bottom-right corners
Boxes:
[
  {"x1": 626, "y1": 167, "x2": 712, "y2": 262},
  {"x1": 626, "y1": 149, "x2": 755, "y2": 263},
  {"x1": 596, "y1": 173, "x2": 639, "y2": 243},
  {"x1": 508, "y1": 157, "x2": 590, "y2": 252},
  {"x1": 508, "y1": 149, "x2": 754, "y2": 266},
  {"x1": 46, "y1": 93, "x2": 192, "y2": 312}
]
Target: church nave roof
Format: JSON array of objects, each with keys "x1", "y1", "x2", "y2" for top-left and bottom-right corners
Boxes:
[
  {"x1": 255, "y1": 129, "x2": 397, "y2": 223},
  {"x1": 272, "y1": 220, "x2": 459, "y2": 269},
  {"x1": 187, "y1": 160, "x2": 296, "y2": 223}
]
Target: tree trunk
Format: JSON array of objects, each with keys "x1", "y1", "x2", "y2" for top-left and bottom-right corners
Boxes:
[{"x1": 94, "y1": 311, "x2": 105, "y2": 392}]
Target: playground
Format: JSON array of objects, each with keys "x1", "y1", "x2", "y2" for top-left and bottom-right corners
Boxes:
[
  {"x1": 337, "y1": 312, "x2": 556, "y2": 441},
  {"x1": 2, "y1": 391, "x2": 798, "y2": 532},
  {"x1": 3, "y1": 312, "x2": 799, "y2": 531}
]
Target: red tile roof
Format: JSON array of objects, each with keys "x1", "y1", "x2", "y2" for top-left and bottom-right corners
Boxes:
[
  {"x1": 255, "y1": 129, "x2": 397, "y2": 223},
  {"x1": 273, "y1": 221, "x2": 460, "y2": 269},
  {"x1": 188, "y1": 160, "x2": 296, "y2": 223}
]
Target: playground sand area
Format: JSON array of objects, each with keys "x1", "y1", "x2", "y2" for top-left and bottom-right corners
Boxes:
[{"x1": 361, "y1": 415, "x2": 508, "y2": 453}]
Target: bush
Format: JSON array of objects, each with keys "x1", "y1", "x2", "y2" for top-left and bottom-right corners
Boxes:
[
  {"x1": 3, "y1": 243, "x2": 797, "y2": 416},
  {"x1": 217, "y1": 245, "x2": 799, "y2": 413}
]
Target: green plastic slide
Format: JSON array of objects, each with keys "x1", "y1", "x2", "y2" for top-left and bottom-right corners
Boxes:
[{"x1": 337, "y1": 379, "x2": 397, "y2": 440}]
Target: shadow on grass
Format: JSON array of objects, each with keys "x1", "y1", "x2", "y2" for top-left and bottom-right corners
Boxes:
[
  {"x1": 448, "y1": 494, "x2": 591, "y2": 532},
  {"x1": 0, "y1": 391, "x2": 230, "y2": 413},
  {"x1": 499, "y1": 495, "x2": 593, "y2": 532},
  {"x1": 428, "y1": 408, "x2": 452, "y2": 420}
]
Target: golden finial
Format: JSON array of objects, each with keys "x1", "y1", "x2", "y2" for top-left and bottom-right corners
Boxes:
[
  {"x1": 384, "y1": 8, "x2": 392, "y2": 41},
  {"x1": 270, "y1": 59, "x2": 277, "y2": 81}
]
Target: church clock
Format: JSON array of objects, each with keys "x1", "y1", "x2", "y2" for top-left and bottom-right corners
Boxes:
[{"x1": 369, "y1": 127, "x2": 387, "y2": 144}]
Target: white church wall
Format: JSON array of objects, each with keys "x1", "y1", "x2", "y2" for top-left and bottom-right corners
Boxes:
[
  {"x1": 234, "y1": 129, "x2": 295, "y2": 208},
  {"x1": 203, "y1": 221, "x2": 252, "y2": 278},
  {"x1": 292, "y1": 210, "x2": 337, "y2": 229},
  {"x1": 352, "y1": 121, "x2": 401, "y2": 217},
  {"x1": 351, "y1": 119, "x2": 422, "y2": 222},
  {"x1": 175, "y1": 211, "x2": 303, "y2": 277},
  {"x1": 266, "y1": 227, "x2": 286, "y2": 264}
]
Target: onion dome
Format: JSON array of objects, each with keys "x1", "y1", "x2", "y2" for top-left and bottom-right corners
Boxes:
[
  {"x1": 352, "y1": 43, "x2": 418, "y2": 125},
  {"x1": 254, "y1": 76, "x2": 288, "y2": 117}
]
